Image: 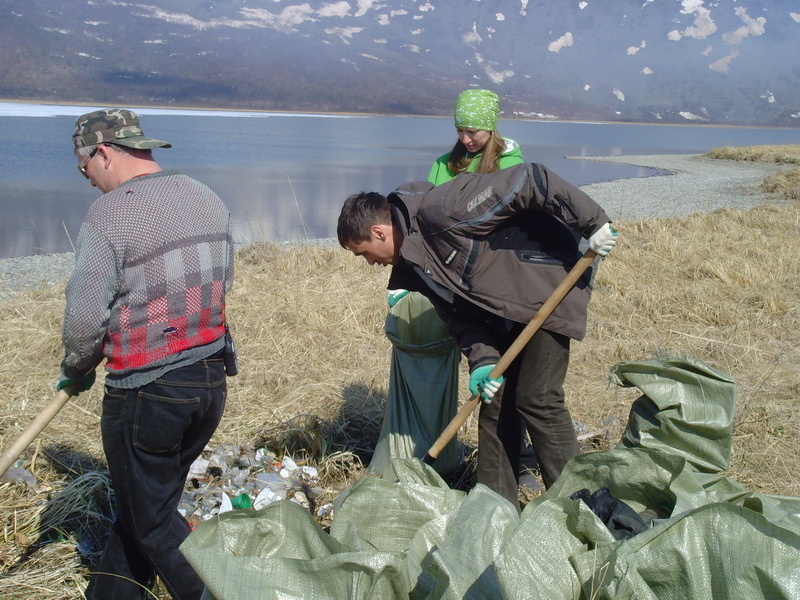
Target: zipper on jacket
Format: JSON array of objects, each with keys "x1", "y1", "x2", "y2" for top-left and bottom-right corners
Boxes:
[
  {"x1": 516, "y1": 250, "x2": 567, "y2": 265},
  {"x1": 553, "y1": 193, "x2": 580, "y2": 222},
  {"x1": 461, "y1": 239, "x2": 481, "y2": 290}
]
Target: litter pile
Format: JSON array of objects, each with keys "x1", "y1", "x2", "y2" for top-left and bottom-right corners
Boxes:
[{"x1": 179, "y1": 445, "x2": 334, "y2": 529}]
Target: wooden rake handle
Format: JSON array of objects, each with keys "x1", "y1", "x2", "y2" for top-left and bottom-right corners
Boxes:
[
  {"x1": 422, "y1": 249, "x2": 598, "y2": 465},
  {"x1": 0, "y1": 388, "x2": 74, "y2": 477}
]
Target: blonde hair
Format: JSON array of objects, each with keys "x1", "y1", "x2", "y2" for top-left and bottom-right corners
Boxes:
[{"x1": 446, "y1": 131, "x2": 506, "y2": 176}]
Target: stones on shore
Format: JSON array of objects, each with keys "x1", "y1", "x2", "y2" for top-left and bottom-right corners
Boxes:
[{"x1": 0, "y1": 252, "x2": 74, "y2": 301}]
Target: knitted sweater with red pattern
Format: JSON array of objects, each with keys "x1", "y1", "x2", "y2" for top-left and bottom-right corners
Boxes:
[{"x1": 61, "y1": 170, "x2": 234, "y2": 389}]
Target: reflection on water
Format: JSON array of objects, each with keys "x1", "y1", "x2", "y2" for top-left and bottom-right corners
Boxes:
[{"x1": 1, "y1": 108, "x2": 797, "y2": 258}]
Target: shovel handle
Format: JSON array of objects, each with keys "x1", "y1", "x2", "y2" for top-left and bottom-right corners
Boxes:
[
  {"x1": 0, "y1": 389, "x2": 74, "y2": 477},
  {"x1": 422, "y1": 249, "x2": 598, "y2": 464}
]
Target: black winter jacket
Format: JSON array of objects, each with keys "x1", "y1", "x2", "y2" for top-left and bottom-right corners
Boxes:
[{"x1": 387, "y1": 163, "x2": 611, "y2": 370}]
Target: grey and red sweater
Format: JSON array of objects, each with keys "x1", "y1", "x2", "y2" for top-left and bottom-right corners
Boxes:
[{"x1": 62, "y1": 170, "x2": 234, "y2": 389}]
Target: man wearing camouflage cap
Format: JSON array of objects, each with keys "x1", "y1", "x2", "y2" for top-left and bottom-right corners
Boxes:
[{"x1": 60, "y1": 108, "x2": 236, "y2": 599}]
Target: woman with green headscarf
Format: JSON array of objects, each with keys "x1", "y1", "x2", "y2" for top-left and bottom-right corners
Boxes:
[
  {"x1": 426, "y1": 89, "x2": 539, "y2": 490},
  {"x1": 426, "y1": 89, "x2": 524, "y2": 185},
  {"x1": 370, "y1": 89, "x2": 538, "y2": 491}
]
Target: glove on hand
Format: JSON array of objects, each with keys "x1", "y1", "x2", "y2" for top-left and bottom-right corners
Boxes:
[
  {"x1": 469, "y1": 364, "x2": 504, "y2": 404},
  {"x1": 588, "y1": 223, "x2": 618, "y2": 256},
  {"x1": 387, "y1": 289, "x2": 410, "y2": 308},
  {"x1": 56, "y1": 370, "x2": 96, "y2": 394}
]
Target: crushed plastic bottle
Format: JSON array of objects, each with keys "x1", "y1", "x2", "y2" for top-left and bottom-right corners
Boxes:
[
  {"x1": 179, "y1": 444, "x2": 323, "y2": 527},
  {"x1": 0, "y1": 466, "x2": 38, "y2": 489}
]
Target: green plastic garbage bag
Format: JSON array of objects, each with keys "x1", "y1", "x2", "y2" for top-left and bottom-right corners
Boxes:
[
  {"x1": 369, "y1": 291, "x2": 460, "y2": 480},
  {"x1": 570, "y1": 501, "x2": 800, "y2": 600},
  {"x1": 332, "y1": 459, "x2": 466, "y2": 554},
  {"x1": 612, "y1": 355, "x2": 737, "y2": 473},
  {"x1": 181, "y1": 356, "x2": 800, "y2": 600},
  {"x1": 184, "y1": 500, "x2": 410, "y2": 599},
  {"x1": 182, "y1": 462, "x2": 521, "y2": 600},
  {"x1": 183, "y1": 453, "x2": 800, "y2": 600}
]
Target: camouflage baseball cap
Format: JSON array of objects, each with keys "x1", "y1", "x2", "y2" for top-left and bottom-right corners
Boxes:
[{"x1": 72, "y1": 108, "x2": 172, "y2": 150}]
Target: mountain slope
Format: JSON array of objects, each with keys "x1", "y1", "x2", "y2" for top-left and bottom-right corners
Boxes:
[{"x1": 1, "y1": 0, "x2": 798, "y2": 126}]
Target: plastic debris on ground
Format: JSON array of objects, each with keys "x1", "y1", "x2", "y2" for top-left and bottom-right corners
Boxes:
[
  {"x1": 0, "y1": 465, "x2": 38, "y2": 489},
  {"x1": 178, "y1": 445, "x2": 332, "y2": 529}
]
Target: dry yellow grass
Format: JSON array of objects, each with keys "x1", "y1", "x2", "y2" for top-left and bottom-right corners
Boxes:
[
  {"x1": 705, "y1": 144, "x2": 800, "y2": 200},
  {"x1": 705, "y1": 144, "x2": 800, "y2": 164},
  {"x1": 1, "y1": 146, "x2": 799, "y2": 598}
]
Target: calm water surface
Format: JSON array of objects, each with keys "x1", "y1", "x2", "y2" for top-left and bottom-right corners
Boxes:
[{"x1": 1, "y1": 103, "x2": 798, "y2": 258}]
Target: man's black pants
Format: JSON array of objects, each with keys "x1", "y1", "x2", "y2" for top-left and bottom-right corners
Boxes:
[
  {"x1": 477, "y1": 328, "x2": 580, "y2": 507},
  {"x1": 86, "y1": 355, "x2": 226, "y2": 600}
]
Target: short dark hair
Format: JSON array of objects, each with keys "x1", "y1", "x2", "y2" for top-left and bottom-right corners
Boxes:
[{"x1": 337, "y1": 192, "x2": 392, "y2": 247}]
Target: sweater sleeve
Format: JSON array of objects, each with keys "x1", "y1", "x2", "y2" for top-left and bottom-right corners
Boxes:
[
  {"x1": 61, "y1": 223, "x2": 117, "y2": 376},
  {"x1": 225, "y1": 220, "x2": 235, "y2": 294}
]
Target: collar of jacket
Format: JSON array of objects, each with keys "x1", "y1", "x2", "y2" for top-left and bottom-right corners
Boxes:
[{"x1": 387, "y1": 182, "x2": 431, "y2": 240}]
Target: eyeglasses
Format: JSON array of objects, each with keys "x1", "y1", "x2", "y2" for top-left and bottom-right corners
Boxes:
[{"x1": 77, "y1": 147, "x2": 99, "y2": 179}]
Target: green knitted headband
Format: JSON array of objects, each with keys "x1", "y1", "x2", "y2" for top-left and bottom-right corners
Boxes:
[{"x1": 454, "y1": 89, "x2": 500, "y2": 131}]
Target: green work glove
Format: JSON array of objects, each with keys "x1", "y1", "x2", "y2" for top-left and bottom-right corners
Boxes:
[
  {"x1": 469, "y1": 364, "x2": 504, "y2": 404},
  {"x1": 387, "y1": 289, "x2": 410, "y2": 308},
  {"x1": 56, "y1": 370, "x2": 96, "y2": 394},
  {"x1": 588, "y1": 222, "x2": 618, "y2": 256}
]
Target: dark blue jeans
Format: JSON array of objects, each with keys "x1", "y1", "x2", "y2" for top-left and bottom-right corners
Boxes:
[
  {"x1": 86, "y1": 356, "x2": 227, "y2": 600},
  {"x1": 477, "y1": 328, "x2": 580, "y2": 508}
]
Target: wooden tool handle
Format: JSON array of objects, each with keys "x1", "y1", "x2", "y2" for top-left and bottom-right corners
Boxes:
[
  {"x1": 422, "y1": 249, "x2": 598, "y2": 465},
  {"x1": 0, "y1": 389, "x2": 73, "y2": 477}
]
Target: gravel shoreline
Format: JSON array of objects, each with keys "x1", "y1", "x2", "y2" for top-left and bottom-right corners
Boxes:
[
  {"x1": 576, "y1": 153, "x2": 792, "y2": 221},
  {"x1": 1, "y1": 154, "x2": 793, "y2": 301}
]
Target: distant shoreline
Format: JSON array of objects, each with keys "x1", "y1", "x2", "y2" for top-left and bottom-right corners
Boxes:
[{"x1": 1, "y1": 98, "x2": 797, "y2": 130}]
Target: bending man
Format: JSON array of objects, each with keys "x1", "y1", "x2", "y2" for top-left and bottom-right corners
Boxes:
[{"x1": 337, "y1": 163, "x2": 617, "y2": 508}]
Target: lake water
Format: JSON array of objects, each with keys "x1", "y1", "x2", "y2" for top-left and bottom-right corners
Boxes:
[{"x1": 1, "y1": 102, "x2": 798, "y2": 258}]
